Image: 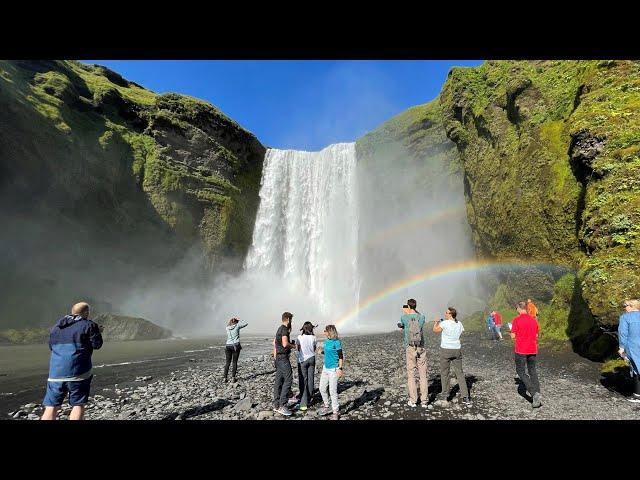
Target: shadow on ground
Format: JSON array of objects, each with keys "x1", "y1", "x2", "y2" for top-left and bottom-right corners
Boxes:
[{"x1": 162, "y1": 398, "x2": 233, "y2": 420}]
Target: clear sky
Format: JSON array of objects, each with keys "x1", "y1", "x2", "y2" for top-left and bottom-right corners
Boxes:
[{"x1": 83, "y1": 60, "x2": 483, "y2": 151}]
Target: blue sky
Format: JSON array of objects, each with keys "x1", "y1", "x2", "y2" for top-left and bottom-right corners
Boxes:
[{"x1": 84, "y1": 60, "x2": 483, "y2": 151}]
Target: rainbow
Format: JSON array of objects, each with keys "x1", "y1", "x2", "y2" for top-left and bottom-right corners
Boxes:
[
  {"x1": 361, "y1": 206, "x2": 467, "y2": 250},
  {"x1": 334, "y1": 258, "x2": 566, "y2": 329}
]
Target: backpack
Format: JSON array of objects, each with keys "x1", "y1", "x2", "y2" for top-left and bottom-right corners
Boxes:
[{"x1": 408, "y1": 316, "x2": 423, "y2": 347}]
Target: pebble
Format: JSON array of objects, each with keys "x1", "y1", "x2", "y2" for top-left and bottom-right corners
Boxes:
[{"x1": 8, "y1": 331, "x2": 639, "y2": 421}]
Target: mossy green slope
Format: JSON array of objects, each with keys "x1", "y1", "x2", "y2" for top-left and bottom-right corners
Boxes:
[
  {"x1": 440, "y1": 60, "x2": 640, "y2": 330},
  {"x1": 0, "y1": 60, "x2": 264, "y2": 328}
]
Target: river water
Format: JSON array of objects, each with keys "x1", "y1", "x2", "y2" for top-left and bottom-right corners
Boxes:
[{"x1": 0, "y1": 335, "x2": 274, "y2": 416}]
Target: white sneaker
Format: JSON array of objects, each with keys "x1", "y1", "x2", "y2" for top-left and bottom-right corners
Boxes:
[
  {"x1": 407, "y1": 401, "x2": 417, "y2": 407},
  {"x1": 627, "y1": 396, "x2": 640, "y2": 403}
]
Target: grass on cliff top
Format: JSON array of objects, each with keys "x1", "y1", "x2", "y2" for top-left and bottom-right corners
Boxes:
[
  {"x1": 356, "y1": 97, "x2": 441, "y2": 154},
  {"x1": 67, "y1": 61, "x2": 157, "y2": 106}
]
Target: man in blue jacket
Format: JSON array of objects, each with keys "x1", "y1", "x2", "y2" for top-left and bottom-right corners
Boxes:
[{"x1": 41, "y1": 302, "x2": 103, "y2": 420}]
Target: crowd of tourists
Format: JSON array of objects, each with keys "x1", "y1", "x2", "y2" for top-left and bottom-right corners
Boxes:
[{"x1": 37, "y1": 295, "x2": 640, "y2": 420}]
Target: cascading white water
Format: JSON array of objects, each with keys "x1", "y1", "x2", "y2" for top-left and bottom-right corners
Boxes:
[{"x1": 245, "y1": 143, "x2": 360, "y2": 319}]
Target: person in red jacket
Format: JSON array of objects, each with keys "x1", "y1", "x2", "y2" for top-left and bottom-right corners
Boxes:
[
  {"x1": 510, "y1": 301, "x2": 541, "y2": 408},
  {"x1": 491, "y1": 311, "x2": 503, "y2": 340}
]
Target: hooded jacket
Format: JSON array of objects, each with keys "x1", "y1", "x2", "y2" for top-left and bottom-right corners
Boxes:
[
  {"x1": 48, "y1": 315, "x2": 103, "y2": 381},
  {"x1": 226, "y1": 322, "x2": 248, "y2": 345}
]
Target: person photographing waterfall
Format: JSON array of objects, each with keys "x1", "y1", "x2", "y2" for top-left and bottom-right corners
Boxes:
[
  {"x1": 41, "y1": 302, "x2": 103, "y2": 421},
  {"x1": 397, "y1": 299, "x2": 428, "y2": 407},
  {"x1": 433, "y1": 307, "x2": 471, "y2": 405},
  {"x1": 224, "y1": 317, "x2": 247, "y2": 383}
]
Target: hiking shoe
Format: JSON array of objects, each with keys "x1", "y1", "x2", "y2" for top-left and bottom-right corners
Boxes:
[
  {"x1": 317, "y1": 406, "x2": 332, "y2": 416},
  {"x1": 532, "y1": 393, "x2": 542, "y2": 408},
  {"x1": 331, "y1": 412, "x2": 340, "y2": 420},
  {"x1": 462, "y1": 397, "x2": 472, "y2": 406},
  {"x1": 275, "y1": 406, "x2": 292, "y2": 416},
  {"x1": 407, "y1": 401, "x2": 417, "y2": 407}
]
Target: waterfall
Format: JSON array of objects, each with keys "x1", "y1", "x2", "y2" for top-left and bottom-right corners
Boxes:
[{"x1": 245, "y1": 143, "x2": 360, "y2": 320}]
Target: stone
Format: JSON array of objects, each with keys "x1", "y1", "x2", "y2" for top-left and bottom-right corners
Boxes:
[
  {"x1": 234, "y1": 398, "x2": 253, "y2": 411},
  {"x1": 257, "y1": 410, "x2": 273, "y2": 420}
]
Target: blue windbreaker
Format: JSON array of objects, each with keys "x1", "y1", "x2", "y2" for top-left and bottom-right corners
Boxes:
[
  {"x1": 47, "y1": 315, "x2": 103, "y2": 381},
  {"x1": 618, "y1": 310, "x2": 640, "y2": 375}
]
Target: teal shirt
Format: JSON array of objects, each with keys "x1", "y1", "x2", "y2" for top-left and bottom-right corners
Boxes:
[
  {"x1": 399, "y1": 313, "x2": 426, "y2": 347},
  {"x1": 323, "y1": 338, "x2": 343, "y2": 369}
]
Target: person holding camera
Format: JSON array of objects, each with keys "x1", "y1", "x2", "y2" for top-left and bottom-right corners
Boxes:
[
  {"x1": 432, "y1": 306, "x2": 471, "y2": 405},
  {"x1": 224, "y1": 317, "x2": 248, "y2": 383},
  {"x1": 41, "y1": 302, "x2": 103, "y2": 420},
  {"x1": 273, "y1": 311, "x2": 295, "y2": 417},
  {"x1": 398, "y1": 298, "x2": 428, "y2": 407}
]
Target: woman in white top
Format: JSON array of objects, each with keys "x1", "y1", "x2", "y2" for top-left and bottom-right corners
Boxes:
[
  {"x1": 433, "y1": 306, "x2": 471, "y2": 405},
  {"x1": 296, "y1": 321, "x2": 317, "y2": 411}
]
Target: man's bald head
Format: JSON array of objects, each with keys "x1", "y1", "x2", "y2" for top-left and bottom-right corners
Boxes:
[{"x1": 71, "y1": 302, "x2": 90, "y2": 318}]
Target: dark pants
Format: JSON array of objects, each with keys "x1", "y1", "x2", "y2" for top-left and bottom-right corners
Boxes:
[
  {"x1": 224, "y1": 344, "x2": 241, "y2": 380},
  {"x1": 297, "y1": 356, "x2": 316, "y2": 407},
  {"x1": 633, "y1": 372, "x2": 640, "y2": 397},
  {"x1": 515, "y1": 353, "x2": 540, "y2": 395},
  {"x1": 439, "y1": 348, "x2": 469, "y2": 399},
  {"x1": 274, "y1": 356, "x2": 293, "y2": 408}
]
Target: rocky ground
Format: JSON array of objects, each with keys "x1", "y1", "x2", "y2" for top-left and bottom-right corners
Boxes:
[{"x1": 7, "y1": 330, "x2": 640, "y2": 420}]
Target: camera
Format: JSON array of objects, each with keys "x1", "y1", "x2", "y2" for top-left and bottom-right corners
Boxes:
[{"x1": 402, "y1": 304, "x2": 409, "y2": 308}]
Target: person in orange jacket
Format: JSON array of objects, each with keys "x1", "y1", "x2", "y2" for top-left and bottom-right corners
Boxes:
[{"x1": 527, "y1": 299, "x2": 538, "y2": 319}]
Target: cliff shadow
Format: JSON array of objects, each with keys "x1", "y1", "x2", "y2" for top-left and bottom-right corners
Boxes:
[{"x1": 567, "y1": 276, "x2": 617, "y2": 361}]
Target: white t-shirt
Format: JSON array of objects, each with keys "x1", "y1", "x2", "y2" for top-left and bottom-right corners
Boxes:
[
  {"x1": 440, "y1": 320, "x2": 464, "y2": 349},
  {"x1": 297, "y1": 334, "x2": 317, "y2": 362}
]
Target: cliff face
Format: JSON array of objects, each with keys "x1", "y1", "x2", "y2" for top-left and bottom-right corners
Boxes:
[
  {"x1": 439, "y1": 60, "x2": 640, "y2": 353},
  {"x1": 0, "y1": 60, "x2": 264, "y2": 328}
]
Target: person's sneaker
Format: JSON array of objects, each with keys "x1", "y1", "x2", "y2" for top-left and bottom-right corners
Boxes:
[
  {"x1": 627, "y1": 396, "x2": 640, "y2": 403},
  {"x1": 420, "y1": 402, "x2": 429, "y2": 408},
  {"x1": 317, "y1": 406, "x2": 332, "y2": 416},
  {"x1": 331, "y1": 412, "x2": 340, "y2": 420},
  {"x1": 296, "y1": 404, "x2": 308, "y2": 411},
  {"x1": 462, "y1": 397, "x2": 472, "y2": 406},
  {"x1": 407, "y1": 401, "x2": 417, "y2": 407},
  {"x1": 532, "y1": 392, "x2": 542, "y2": 408},
  {"x1": 275, "y1": 406, "x2": 292, "y2": 416}
]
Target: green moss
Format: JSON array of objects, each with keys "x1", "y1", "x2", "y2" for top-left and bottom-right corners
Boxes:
[
  {"x1": 441, "y1": 60, "x2": 640, "y2": 330},
  {"x1": 601, "y1": 358, "x2": 627, "y2": 374},
  {"x1": 67, "y1": 61, "x2": 157, "y2": 106}
]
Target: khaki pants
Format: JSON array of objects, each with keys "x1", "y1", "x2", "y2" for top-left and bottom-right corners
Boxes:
[{"x1": 406, "y1": 346, "x2": 428, "y2": 403}]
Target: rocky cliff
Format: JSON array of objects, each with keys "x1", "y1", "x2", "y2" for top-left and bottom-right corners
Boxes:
[
  {"x1": 0, "y1": 60, "x2": 265, "y2": 329},
  {"x1": 95, "y1": 314, "x2": 173, "y2": 341},
  {"x1": 439, "y1": 60, "x2": 640, "y2": 357}
]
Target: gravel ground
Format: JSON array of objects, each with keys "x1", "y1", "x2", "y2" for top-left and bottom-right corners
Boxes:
[{"x1": 7, "y1": 330, "x2": 640, "y2": 420}]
